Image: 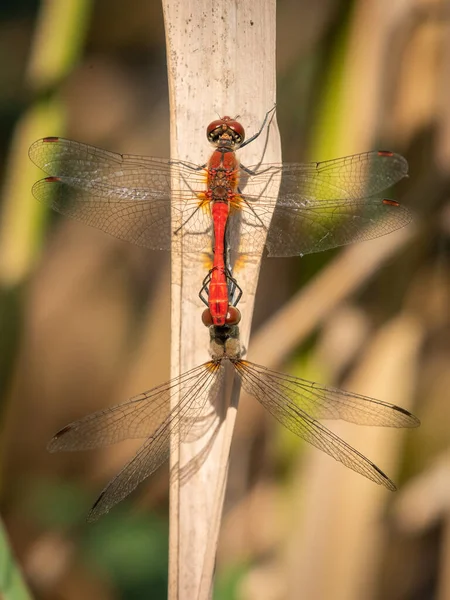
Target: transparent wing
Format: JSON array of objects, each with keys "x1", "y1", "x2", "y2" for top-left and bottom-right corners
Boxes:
[
  {"x1": 48, "y1": 362, "x2": 223, "y2": 520},
  {"x1": 30, "y1": 140, "x2": 411, "y2": 257},
  {"x1": 236, "y1": 151, "x2": 411, "y2": 256},
  {"x1": 234, "y1": 360, "x2": 419, "y2": 489},
  {"x1": 29, "y1": 138, "x2": 212, "y2": 252}
]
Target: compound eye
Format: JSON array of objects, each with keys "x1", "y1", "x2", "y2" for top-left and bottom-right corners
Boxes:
[
  {"x1": 225, "y1": 307, "x2": 241, "y2": 325},
  {"x1": 225, "y1": 120, "x2": 245, "y2": 143},
  {"x1": 206, "y1": 117, "x2": 245, "y2": 145},
  {"x1": 206, "y1": 119, "x2": 225, "y2": 141},
  {"x1": 201, "y1": 309, "x2": 214, "y2": 327}
]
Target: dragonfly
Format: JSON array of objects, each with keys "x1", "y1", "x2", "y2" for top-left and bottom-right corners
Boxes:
[
  {"x1": 29, "y1": 109, "x2": 411, "y2": 326},
  {"x1": 199, "y1": 218, "x2": 243, "y2": 326},
  {"x1": 48, "y1": 297, "x2": 420, "y2": 521}
]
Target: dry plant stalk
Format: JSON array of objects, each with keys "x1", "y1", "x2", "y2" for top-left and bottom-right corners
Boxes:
[{"x1": 162, "y1": 0, "x2": 280, "y2": 598}]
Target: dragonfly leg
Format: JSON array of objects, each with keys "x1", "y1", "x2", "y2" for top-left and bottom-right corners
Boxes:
[
  {"x1": 199, "y1": 272, "x2": 211, "y2": 307},
  {"x1": 172, "y1": 171, "x2": 209, "y2": 238},
  {"x1": 239, "y1": 104, "x2": 276, "y2": 150},
  {"x1": 225, "y1": 268, "x2": 242, "y2": 306},
  {"x1": 169, "y1": 159, "x2": 207, "y2": 171},
  {"x1": 240, "y1": 163, "x2": 280, "y2": 176}
]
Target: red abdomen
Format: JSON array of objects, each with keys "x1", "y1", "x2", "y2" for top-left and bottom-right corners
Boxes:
[{"x1": 206, "y1": 150, "x2": 240, "y2": 326}]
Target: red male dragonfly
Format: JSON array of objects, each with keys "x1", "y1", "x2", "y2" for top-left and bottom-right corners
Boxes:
[{"x1": 29, "y1": 109, "x2": 411, "y2": 325}]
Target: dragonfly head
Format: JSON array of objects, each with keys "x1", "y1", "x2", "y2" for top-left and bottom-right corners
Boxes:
[
  {"x1": 207, "y1": 117, "x2": 245, "y2": 149},
  {"x1": 201, "y1": 306, "x2": 241, "y2": 328}
]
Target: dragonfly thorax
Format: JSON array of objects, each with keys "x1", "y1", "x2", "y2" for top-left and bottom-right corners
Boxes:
[{"x1": 208, "y1": 323, "x2": 242, "y2": 361}]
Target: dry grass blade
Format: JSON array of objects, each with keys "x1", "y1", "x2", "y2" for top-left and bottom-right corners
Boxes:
[{"x1": 162, "y1": 0, "x2": 280, "y2": 598}]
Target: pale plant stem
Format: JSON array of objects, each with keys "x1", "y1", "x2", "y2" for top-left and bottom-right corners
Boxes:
[{"x1": 161, "y1": 0, "x2": 280, "y2": 598}]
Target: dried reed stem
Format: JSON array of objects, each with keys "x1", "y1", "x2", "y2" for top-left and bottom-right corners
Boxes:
[{"x1": 162, "y1": 0, "x2": 280, "y2": 597}]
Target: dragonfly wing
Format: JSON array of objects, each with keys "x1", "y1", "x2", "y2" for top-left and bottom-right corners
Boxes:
[
  {"x1": 239, "y1": 151, "x2": 411, "y2": 257},
  {"x1": 243, "y1": 151, "x2": 409, "y2": 199},
  {"x1": 236, "y1": 362, "x2": 419, "y2": 427},
  {"x1": 29, "y1": 138, "x2": 212, "y2": 252},
  {"x1": 87, "y1": 431, "x2": 171, "y2": 521},
  {"x1": 264, "y1": 196, "x2": 411, "y2": 257},
  {"x1": 47, "y1": 364, "x2": 217, "y2": 451},
  {"x1": 48, "y1": 362, "x2": 223, "y2": 520},
  {"x1": 29, "y1": 137, "x2": 202, "y2": 180},
  {"x1": 234, "y1": 360, "x2": 419, "y2": 489}
]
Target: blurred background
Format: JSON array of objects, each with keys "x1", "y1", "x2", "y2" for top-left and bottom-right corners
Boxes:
[{"x1": 0, "y1": 0, "x2": 449, "y2": 598}]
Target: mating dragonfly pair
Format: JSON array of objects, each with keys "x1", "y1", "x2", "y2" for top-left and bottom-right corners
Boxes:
[{"x1": 30, "y1": 108, "x2": 419, "y2": 520}]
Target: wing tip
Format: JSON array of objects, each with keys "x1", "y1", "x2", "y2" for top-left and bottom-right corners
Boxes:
[
  {"x1": 87, "y1": 491, "x2": 108, "y2": 522},
  {"x1": 392, "y1": 405, "x2": 421, "y2": 428},
  {"x1": 377, "y1": 149, "x2": 409, "y2": 176},
  {"x1": 372, "y1": 462, "x2": 397, "y2": 491},
  {"x1": 29, "y1": 137, "x2": 61, "y2": 162},
  {"x1": 47, "y1": 424, "x2": 73, "y2": 452}
]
